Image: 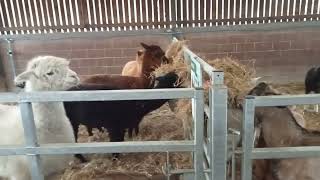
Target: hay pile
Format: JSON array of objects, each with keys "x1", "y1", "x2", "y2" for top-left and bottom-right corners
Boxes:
[
  {"x1": 153, "y1": 40, "x2": 257, "y2": 139},
  {"x1": 61, "y1": 105, "x2": 192, "y2": 179},
  {"x1": 206, "y1": 57, "x2": 257, "y2": 107},
  {"x1": 155, "y1": 50, "x2": 257, "y2": 107}
]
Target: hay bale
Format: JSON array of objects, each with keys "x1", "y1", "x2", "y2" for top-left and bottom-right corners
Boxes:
[
  {"x1": 154, "y1": 41, "x2": 257, "y2": 138},
  {"x1": 206, "y1": 57, "x2": 257, "y2": 107}
]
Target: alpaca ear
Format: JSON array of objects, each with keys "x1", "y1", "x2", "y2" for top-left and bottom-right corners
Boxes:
[
  {"x1": 137, "y1": 50, "x2": 143, "y2": 56},
  {"x1": 14, "y1": 70, "x2": 37, "y2": 88},
  {"x1": 140, "y1": 42, "x2": 150, "y2": 49}
]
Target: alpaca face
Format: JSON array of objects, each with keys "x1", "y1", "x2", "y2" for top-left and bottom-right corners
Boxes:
[{"x1": 15, "y1": 56, "x2": 80, "y2": 91}]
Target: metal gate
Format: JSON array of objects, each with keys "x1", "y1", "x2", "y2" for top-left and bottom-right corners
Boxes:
[{"x1": 241, "y1": 94, "x2": 320, "y2": 180}]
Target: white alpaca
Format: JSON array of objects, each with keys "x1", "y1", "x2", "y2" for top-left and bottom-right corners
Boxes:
[{"x1": 0, "y1": 56, "x2": 80, "y2": 180}]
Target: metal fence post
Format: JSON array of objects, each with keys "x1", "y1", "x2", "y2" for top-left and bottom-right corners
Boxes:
[
  {"x1": 6, "y1": 39, "x2": 16, "y2": 78},
  {"x1": 241, "y1": 96, "x2": 255, "y2": 180},
  {"x1": 193, "y1": 88, "x2": 205, "y2": 179},
  {"x1": 19, "y1": 102, "x2": 44, "y2": 180},
  {"x1": 210, "y1": 70, "x2": 228, "y2": 180}
]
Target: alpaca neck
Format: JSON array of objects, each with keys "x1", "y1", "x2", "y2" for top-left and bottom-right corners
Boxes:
[
  {"x1": 24, "y1": 82, "x2": 67, "y2": 128},
  {"x1": 32, "y1": 102, "x2": 67, "y2": 128}
]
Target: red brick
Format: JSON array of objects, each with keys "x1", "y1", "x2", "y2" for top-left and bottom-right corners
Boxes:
[
  {"x1": 71, "y1": 39, "x2": 96, "y2": 50},
  {"x1": 22, "y1": 42, "x2": 46, "y2": 52},
  {"x1": 280, "y1": 49, "x2": 309, "y2": 59},
  {"x1": 246, "y1": 51, "x2": 281, "y2": 60},
  {"x1": 236, "y1": 43, "x2": 255, "y2": 52},
  {"x1": 78, "y1": 59, "x2": 97, "y2": 67},
  {"x1": 104, "y1": 48, "x2": 122, "y2": 57},
  {"x1": 106, "y1": 66, "x2": 122, "y2": 74},
  {"x1": 112, "y1": 38, "x2": 136, "y2": 48},
  {"x1": 94, "y1": 39, "x2": 114, "y2": 48},
  {"x1": 71, "y1": 50, "x2": 88, "y2": 59},
  {"x1": 254, "y1": 42, "x2": 273, "y2": 51},
  {"x1": 42, "y1": 40, "x2": 72, "y2": 51},
  {"x1": 73, "y1": 67, "x2": 90, "y2": 75},
  {"x1": 290, "y1": 40, "x2": 312, "y2": 50},
  {"x1": 218, "y1": 44, "x2": 236, "y2": 53},
  {"x1": 48, "y1": 51, "x2": 72, "y2": 59},
  {"x1": 225, "y1": 34, "x2": 247, "y2": 43},
  {"x1": 228, "y1": 52, "x2": 248, "y2": 60},
  {"x1": 273, "y1": 41, "x2": 290, "y2": 50},
  {"x1": 202, "y1": 53, "x2": 228, "y2": 59},
  {"x1": 89, "y1": 67, "x2": 108, "y2": 74},
  {"x1": 70, "y1": 60, "x2": 80, "y2": 68},
  {"x1": 190, "y1": 45, "x2": 220, "y2": 53},
  {"x1": 88, "y1": 49, "x2": 105, "y2": 58},
  {"x1": 310, "y1": 40, "x2": 320, "y2": 48},
  {"x1": 15, "y1": 60, "x2": 27, "y2": 69},
  {"x1": 96, "y1": 58, "x2": 113, "y2": 66},
  {"x1": 122, "y1": 48, "x2": 139, "y2": 57},
  {"x1": 113, "y1": 57, "x2": 133, "y2": 66}
]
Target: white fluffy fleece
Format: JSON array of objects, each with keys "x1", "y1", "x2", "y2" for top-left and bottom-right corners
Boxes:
[{"x1": 0, "y1": 56, "x2": 79, "y2": 180}]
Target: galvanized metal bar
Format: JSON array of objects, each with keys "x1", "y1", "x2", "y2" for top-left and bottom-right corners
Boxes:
[
  {"x1": 1, "y1": 21, "x2": 320, "y2": 41},
  {"x1": 241, "y1": 97, "x2": 255, "y2": 180},
  {"x1": 19, "y1": 102, "x2": 44, "y2": 180},
  {"x1": 253, "y1": 94, "x2": 320, "y2": 106},
  {"x1": 0, "y1": 88, "x2": 195, "y2": 103},
  {"x1": 0, "y1": 141, "x2": 194, "y2": 155},
  {"x1": 6, "y1": 39, "x2": 16, "y2": 80},
  {"x1": 252, "y1": 146, "x2": 320, "y2": 159},
  {"x1": 210, "y1": 71, "x2": 228, "y2": 180},
  {"x1": 193, "y1": 88, "x2": 205, "y2": 180},
  {"x1": 183, "y1": 47, "x2": 216, "y2": 75},
  {"x1": 231, "y1": 135, "x2": 236, "y2": 180},
  {"x1": 205, "y1": 90, "x2": 212, "y2": 168}
]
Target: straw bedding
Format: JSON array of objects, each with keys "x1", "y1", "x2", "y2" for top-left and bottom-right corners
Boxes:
[{"x1": 61, "y1": 105, "x2": 192, "y2": 179}]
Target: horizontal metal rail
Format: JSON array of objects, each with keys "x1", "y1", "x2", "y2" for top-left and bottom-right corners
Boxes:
[
  {"x1": 0, "y1": 88, "x2": 195, "y2": 103},
  {"x1": 252, "y1": 146, "x2": 320, "y2": 159},
  {"x1": 0, "y1": 141, "x2": 194, "y2": 156},
  {"x1": 252, "y1": 94, "x2": 320, "y2": 106}
]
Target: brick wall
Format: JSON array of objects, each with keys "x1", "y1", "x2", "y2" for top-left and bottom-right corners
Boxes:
[
  {"x1": 0, "y1": 35, "x2": 170, "y2": 90},
  {"x1": 186, "y1": 28, "x2": 320, "y2": 83},
  {"x1": 1, "y1": 28, "x2": 320, "y2": 91}
]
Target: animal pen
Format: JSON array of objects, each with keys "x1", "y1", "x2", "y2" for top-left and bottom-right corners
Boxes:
[{"x1": 0, "y1": 0, "x2": 320, "y2": 180}]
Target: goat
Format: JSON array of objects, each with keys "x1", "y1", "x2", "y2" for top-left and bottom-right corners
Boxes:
[
  {"x1": 64, "y1": 72, "x2": 181, "y2": 160},
  {"x1": 0, "y1": 56, "x2": 79, "y2": 180},
  {"x1": 304, "y1": 66, "x2": 320, "y2": 112},
  {"x1": 248, "y1": 82, "x2": 320, "y2": 180}
]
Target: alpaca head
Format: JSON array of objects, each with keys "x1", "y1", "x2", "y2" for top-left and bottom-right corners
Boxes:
[
  {"x1": 15, "y1": 56, "x2": 80, "y2": 91},
  {"x1": 137, "y1": 43, "x2": 169, "y2": 74},
  {"x1": 247, "y1": 82, "x2": 281, "y2": 96},
  {"x1": 154, "y1": 72, "x2": 180, "y2": 88}
]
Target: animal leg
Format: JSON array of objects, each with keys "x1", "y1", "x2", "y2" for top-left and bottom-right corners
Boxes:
[
  {"x1": 128, "y1": 128, "x2": 133, "y2": 139},
  {"x1": 75, "y1": 154, "x2": 88, "y2": 163},
  {"x1": 109, "y1": 128, "x2": 125, "y2": 160},
  {"x1": 87, "y1": 126, "x2": 93, "y2": 136},
  {"x1": 134, "y1": 126, "x2": 139, "y2": 136},
  {"x1": 71, "y1": 123, "x2": 87, "y2": 162},
  {"x1": 315, "y1": 104, "x2": 319, "y2": 112}
]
